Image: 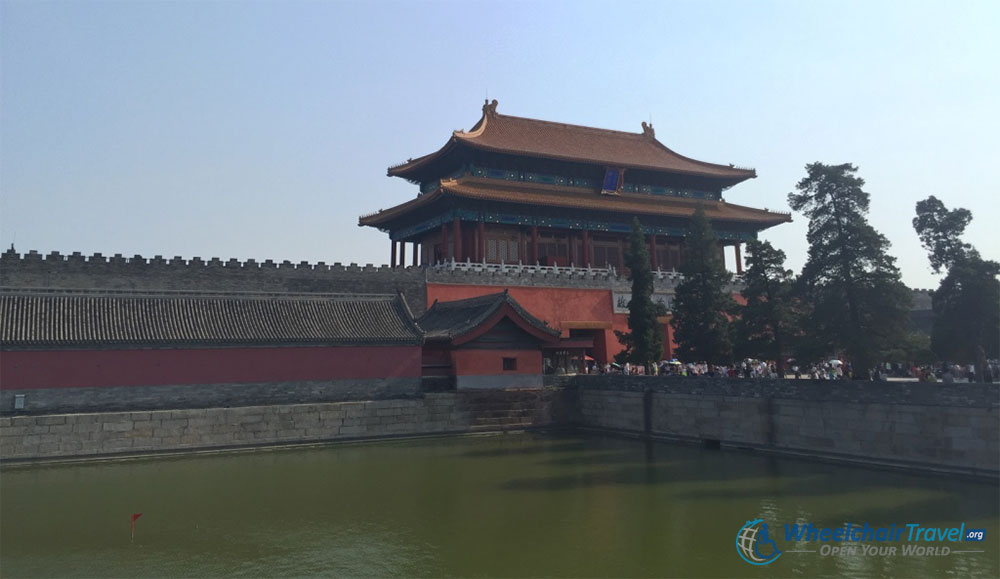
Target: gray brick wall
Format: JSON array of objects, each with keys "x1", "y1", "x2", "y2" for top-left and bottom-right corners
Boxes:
[
  {"x1": 0, "y1": 250, "x2": 723, "y2": 316},
  {"x1": 0, "y1": 250, "x2": 429, "y2": 315},
  {"x1": 559, "y1": 375, "x2": 1000, "y2": 476},
  {"x1": 0, "y1": 390, "x2": 564, "y2": 461},
  {"x1": 1, "y1": 376, "x2": 995, "y2": 476}
]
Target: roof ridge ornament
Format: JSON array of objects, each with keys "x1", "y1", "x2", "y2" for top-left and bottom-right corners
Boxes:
[
  {"x1": 641, "y1": 121, "x2": 655, "y2": 139},
  {"x1": 483, "y1": 99, "x2": 499, "y2": 117}
]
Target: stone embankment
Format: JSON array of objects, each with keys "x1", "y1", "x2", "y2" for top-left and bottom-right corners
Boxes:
[
  {"x1": 551, "y1": 375, "x2": 1000, "y2": 478},
  {"x1": 0, "y1": 391, "x2": 566, "y2": 461},
  {"x1": 2, "y1": 377, "x2": 996, "y2": 479}
]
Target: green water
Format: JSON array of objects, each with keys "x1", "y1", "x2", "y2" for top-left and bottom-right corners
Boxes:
[{"x1": 1, "y1": 432, "x2": 997, "y2": 578}]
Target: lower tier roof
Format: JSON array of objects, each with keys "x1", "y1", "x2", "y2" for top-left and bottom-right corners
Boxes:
[
  {"x1": 417, "y1": 291, "x2": 561, "y2": 344},
  {"x1": 0, "y1": 289, "x2": 423, "y2": 349},
  {"x1": 360, "y1": 177, "x2": 790, "y2": 230}
]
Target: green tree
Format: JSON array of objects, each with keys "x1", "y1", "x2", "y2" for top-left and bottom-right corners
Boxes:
[
  {"x1": 930, "y1": 254, "x2": 1000, "y2": 371},
  {"x1": 614, "y1": 218, "x2": 663, "y2": 369},
  {"x1": 912, "y1": 195, "x2": 972, "y2": 273},
  {"x1": 670, "y1": 207, "x2": 734, "y2": 364},
  {"x1": 735, "y1": 239, "x2": 797, "y2": 375},
  {"x1": 884, "y1": 330, "x2": 934, "y2": 366},
  {"x1": 788, "y1": 162, "x2": 911, "y2": 377},
  {"x1": 912, "y1": 196, "x2": 1000, "y2": 376}
]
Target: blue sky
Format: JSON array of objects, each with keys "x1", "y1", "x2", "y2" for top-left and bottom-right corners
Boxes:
[{"x1": 2, "y1": 0, "x2": 997, "y2": 290}]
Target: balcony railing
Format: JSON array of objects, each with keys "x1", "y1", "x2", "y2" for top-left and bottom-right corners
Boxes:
[
  {"x1": 431, "y1": 259, "x2": 613, "y2": 276},
  {"x1": 431, "y1": 259, "x2": 744, "y2": 285}
]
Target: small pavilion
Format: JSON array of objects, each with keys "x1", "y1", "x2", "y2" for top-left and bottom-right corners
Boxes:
[{"x1": 418, "y1": 291, "x2": 571, "y2": 389}]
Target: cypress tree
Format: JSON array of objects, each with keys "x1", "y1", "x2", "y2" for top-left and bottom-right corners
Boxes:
[
  {"x1": 671, "y1": 207, "x2": 735, "y2": 364},
  {"x1": 614, "y1": 218, "x2": 664, "y2": 370},
  {"x1": 735, "y1": 240, "x2": 797, "y2": 375}
]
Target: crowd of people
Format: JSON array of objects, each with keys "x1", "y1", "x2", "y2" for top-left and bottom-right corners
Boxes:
[
  {"x1": 582, "y1": 358, "x2": 999, "y2": 383},
  {"x1": 908, "y1": 362, "x2": 996, "y2": 383},
  {"x1": 589, "y1": 359, "x2": 787, "y2": 378}
]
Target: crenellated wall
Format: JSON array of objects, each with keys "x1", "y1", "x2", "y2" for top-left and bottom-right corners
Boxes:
[
  {"x1": 0, "y1": 249, "x2": 714, "y2": 318},
  {"x1": 0, "y1": 249, "x2": 692, "y2": 296},
  {"x1": 0, "y1": 249, "x2": 430, "y2": 315},
  {"x1": 0, "y1": 249, "x2": 932, "y2": 321}
]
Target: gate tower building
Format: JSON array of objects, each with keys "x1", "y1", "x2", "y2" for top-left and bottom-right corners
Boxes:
[
  {"x1": 359, "y1": 101, "x2": 790, "y2": 368},
  {"x1": 360, "y1": 99, "x2": 789, "y2": 273}
]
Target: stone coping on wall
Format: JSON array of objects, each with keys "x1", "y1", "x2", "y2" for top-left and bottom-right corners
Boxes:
[
  {"x1": 0, "y1": 249, "x2": 427, "y2": 275},
  {"x1": 0, "y1": 378, "x2": 423, "y2": 416},
  {"x1": 546, "y1": 375, "x2": 1000, "y2": 408},
  {"x1": 0, "y1": 390, "x2": 567, "y2": 463}
]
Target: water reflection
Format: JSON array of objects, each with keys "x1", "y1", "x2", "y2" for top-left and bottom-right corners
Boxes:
[{"x1": 1, "y1": 433, "x2": 996, "y2": 578}]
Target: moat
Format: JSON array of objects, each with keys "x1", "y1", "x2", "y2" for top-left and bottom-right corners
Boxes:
[{"x1": 2, "y1": 432, "x2": 997, "y2": 578}]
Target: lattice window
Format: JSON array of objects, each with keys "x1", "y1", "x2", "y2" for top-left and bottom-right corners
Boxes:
[
  {"x1": 593, "y1": 244, "x2": 621, "y2": 269},
  {"x1": 486, "y1": 238, "x2": 520, "y2": 263},
  {"x1": 507, "y1": 240, "x2": 519, "y2": 262}
]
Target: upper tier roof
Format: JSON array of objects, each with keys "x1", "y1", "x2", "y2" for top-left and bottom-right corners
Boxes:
[
  {"x1": 0, "y1": 289, "x2": 423, "y2": 349},
  {"x1": 388, "y1": 100, "x2": 756, "y2": 182}
]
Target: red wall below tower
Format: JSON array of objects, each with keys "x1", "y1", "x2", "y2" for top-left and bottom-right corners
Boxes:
[
  {"x1": 427, "y1": 284, "x2": 677, "y2": 363},
  {"x1": 0, "y1": 345, "x2": 422, "y2": 389},
  {"x1": 451, "y1": 349, "x2": 543, "y2": 376}
]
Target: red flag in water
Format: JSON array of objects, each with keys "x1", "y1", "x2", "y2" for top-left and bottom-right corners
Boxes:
[{"x1": 131, "y1": 513, "x2": 143, "y2": 530}]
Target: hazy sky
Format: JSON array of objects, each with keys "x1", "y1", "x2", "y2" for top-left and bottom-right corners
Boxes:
[{"x1": 2, "y1": 0, "x2": 997, "y2": 290}]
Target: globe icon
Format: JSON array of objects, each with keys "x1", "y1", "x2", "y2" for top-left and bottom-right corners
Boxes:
[{"x1": 736, "y1": 519, "x2": 781, "y2": 565}]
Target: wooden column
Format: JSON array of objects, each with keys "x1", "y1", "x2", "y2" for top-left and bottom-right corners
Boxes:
[
  {"x1": 735, "y1": 243, "x2": 743, "y2": 275},
  {"x1": 478, "y1": 221, "x2": 486, "y2": 262},
  {"x1": 650, "y1": 234, "x2": 658, "y2": 270},
  {"x1": 412, "y1": 241, "x2": 419, "y2": 267},
  {"x1": 441, "y1": 224, "x2": 449, "y2": 262},
  {"x1": 583, "y1": 230, "x2": 591, "y2": 266},
  {"x1": 530, "y1": 226, "x2": 539, "y2": 264},
  {"x1": 664, "y1": 322, "x2": 673, "y2": 360},
  {"x1": 452, "y1": 218, "x2": 462, "y2": 262},
  {"x1": 390, "y1": 241, "x2": 397, "y2": 268}
]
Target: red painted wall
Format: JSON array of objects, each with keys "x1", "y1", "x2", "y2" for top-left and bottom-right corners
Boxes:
[
  {"x1": 427, "y1": 284, "x2": 677, "y2": 363},
  {"x1": 429, "y1": 284, "x2": 613, "y2": 336},
  {"x1": 0, "y1": 345, "x2": 422, "y2": 389},
  {"x1": 421, "y1": 343, "x2": 452, "y2": 376},
  {"x1": 451, "y1": 349, "x2": 542, "y2": 376}
]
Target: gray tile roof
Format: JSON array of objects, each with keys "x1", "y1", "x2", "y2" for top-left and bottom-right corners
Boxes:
[
  {"x1": 417, "y1": 291, "x2": 560, "y2": 342},
  {"x1": 0, "y1": 289, "x2": 423, "y2": 348}
]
